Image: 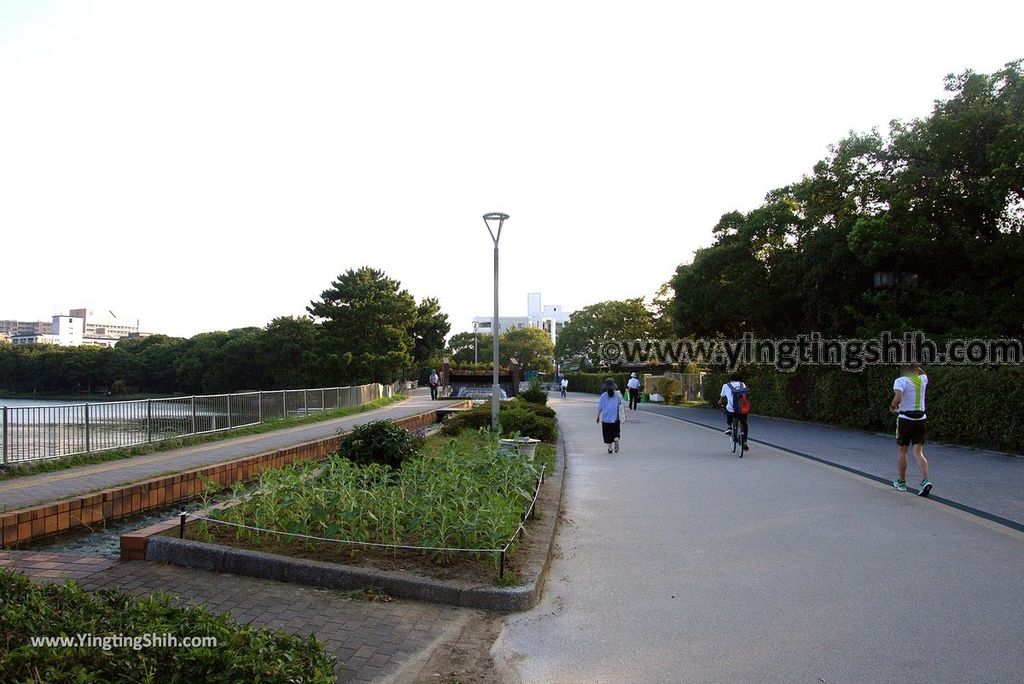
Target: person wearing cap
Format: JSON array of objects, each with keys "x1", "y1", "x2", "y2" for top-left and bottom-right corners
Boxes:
[
  {"x1": 428, "y1": 369, "x2": 439, "y2": 400},
  {"x1": 626, "y1": 372, "x2": 642, "y2": 410},
  {"x1": 596, "y1": 378, "x2": 623, "y2": 453}
]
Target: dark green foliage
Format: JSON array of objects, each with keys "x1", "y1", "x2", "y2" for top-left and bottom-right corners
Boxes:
[
  {"x1": 0, "y1": 568, "x2": 335, "y2": 683},
  {"x1": 519, "y1": 377, "x2": 549, "y2": 406},
  {"x1": 338, "y1": 419, "x2": 423, "y2": 469},
  {"x1": 702, "y1": 366, "x2": 1022, "y2": 454},
  {"x1": 563, "y1": 373, "x2": 633, "y2": 395},
  {"x1": 670, "y1": 61, "x2": 1024, "y2": 339},
  {"x1": 440, "y1": 400, "x2": 557, "y2": 443}
]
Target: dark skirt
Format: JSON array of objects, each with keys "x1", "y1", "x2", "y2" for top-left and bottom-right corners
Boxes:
[{"x1": 601, "y1": 420, "x2": 620, "y2": 444}]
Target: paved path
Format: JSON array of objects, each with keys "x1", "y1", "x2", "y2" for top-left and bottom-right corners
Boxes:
[
  {"x1": 495, "y1": 394, "x2": 1024, "y2": 683},
  {"x1": 0, "y1": 391, "x2": 452, "y2": 511},
  {"x1": 2, "y1": 550, "x2": 479, "y2": 683},
  {"x1": 641, "y1": 403, "x2": 1024, "y2": 528}
]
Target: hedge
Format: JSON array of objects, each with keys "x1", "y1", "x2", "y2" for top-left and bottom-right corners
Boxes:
[
  {"x1": 0, "y1": 568, "x2": 335, "y2": 683},
  {"x1": 563, "y1": 373, "x2": 635, "y2": 395},
  {"x1": 702, "y1": 365, "x2": 1022, "y2": 454},
  {"x1": 440, "y1": 399, "x2": 557, "y2": 442}
]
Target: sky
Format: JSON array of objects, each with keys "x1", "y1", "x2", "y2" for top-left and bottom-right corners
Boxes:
[{"x1": 1, "y1": 1, "x2": 1022, "y2": 338}]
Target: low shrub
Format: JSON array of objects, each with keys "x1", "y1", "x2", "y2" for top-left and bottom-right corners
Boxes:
[
  {"x1": 518, "y1": 377, "x2": 548, "y2": 406},
  {"x1": 441, "y1": 401, "x2": 557, "y2": 442},
  {"x1": 338, "y1": 419, "x2": 423, "y2": 469},
  {"x1": 0, "y1": 568, "x2": 335, "y2": 683},
  {"x1": 563, "y1": 373, "x2": 632, "y2": 395}
]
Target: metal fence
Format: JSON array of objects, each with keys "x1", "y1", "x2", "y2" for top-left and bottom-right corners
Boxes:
[{"x1": 1, "y1": 382, "x2": 402, "y2": 465}]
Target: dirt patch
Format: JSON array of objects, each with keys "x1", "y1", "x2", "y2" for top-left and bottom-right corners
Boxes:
[{"x1": 401, "y1": 611, "x2": 506, "y2": 683}]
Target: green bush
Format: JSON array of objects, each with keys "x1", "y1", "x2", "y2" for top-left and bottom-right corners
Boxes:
[
  {"x1": 518, "y1": 377, "x2": 548, "y2": 406},
  {"x1": 0, "y1": 569, "x2": 335, "y2": 683},
  {"x1": 338, "y1": 419, "x2": 423, "y2": 469},
  {"x1": 564, "y1": 372, "x2": 632, "y2": 395},
  {"x1": 702, "y1": 366, "x2": 1022, "y2": 453},
  {"x1": 441, "y1": 401, "x2": 557, "y2": 442}
]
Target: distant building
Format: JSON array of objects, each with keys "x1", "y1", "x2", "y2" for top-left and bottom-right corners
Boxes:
[
  {"x1": 11, "y1": 316, "x2": 83, "y2": 347},
  {"x1": 69, "y1": 308, "x2": 138, "y2": 340},
  {"x1": 0, "y1": 319, "x2": 53, "y2": 336},
  {"x1": 472, "y1": 293, "x2": 571, "y2": 344}
]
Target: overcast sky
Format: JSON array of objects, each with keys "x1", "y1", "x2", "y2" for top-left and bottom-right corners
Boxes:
[{"x1": 1, "y1": 1, "x2": 1021, "y2": 338}]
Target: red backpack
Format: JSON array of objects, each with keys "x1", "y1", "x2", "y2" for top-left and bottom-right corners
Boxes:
[{"x1": 730, "y1": 382, "x2": 751, "y2": 415}]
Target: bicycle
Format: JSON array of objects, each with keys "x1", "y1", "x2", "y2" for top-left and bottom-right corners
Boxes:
[{"x1": 728, "y1": 415, "x2": 747, "y2": 457}]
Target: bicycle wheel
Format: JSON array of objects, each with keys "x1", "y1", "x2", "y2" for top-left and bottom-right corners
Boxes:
[
  {"x1": 731, "y1": 425, "x2": 739, "y2": 454},
  {"x1": 738, "y1": 424, "x2": 746, "y2": 457}
]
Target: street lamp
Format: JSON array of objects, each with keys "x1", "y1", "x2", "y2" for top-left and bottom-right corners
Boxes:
[
  {"x1": 473, "y1": 321, "x2": 479, "y2": 364},
  {"x1": 483, "y1": 212, "x2": 509, "y2": 431}
]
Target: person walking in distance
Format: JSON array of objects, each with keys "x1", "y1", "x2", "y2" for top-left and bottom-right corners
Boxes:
[
  {"x1": 560, "y1": 376, "x2": 568, "y2": 398},
  {"x1": 890, "y1": 364, "x2": 932, "y2": 496},
  {"x1": 627, "y1": 372, "x2": 641, "y2": 410},
  {"x1": 428, "y1": 369, "x2": 439, "y2": 401},
  {"x1": 718, "y1": 372, "x2": 750, "y2": 451},
  {"x1": 596, "y1": 378, "x2": 623, "y2": 453}
]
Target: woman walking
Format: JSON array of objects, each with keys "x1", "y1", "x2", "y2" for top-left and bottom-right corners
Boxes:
[{"x1": 596, "y1": 378, "x2": 623, "y2": 453}]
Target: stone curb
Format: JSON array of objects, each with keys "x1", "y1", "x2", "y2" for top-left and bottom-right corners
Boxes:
[{"x1": 144, "y1": 434, "x2": 567, "y2": 612}]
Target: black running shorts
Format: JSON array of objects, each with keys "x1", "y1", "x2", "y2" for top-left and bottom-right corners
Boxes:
[{"x1": 896, "y1": 418, "x2": 927, "y2": 446}]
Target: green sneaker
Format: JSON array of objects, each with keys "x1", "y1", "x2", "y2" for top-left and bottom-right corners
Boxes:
[
  {"x1": 892, "y1": 479, "x2": 908, "y2": 492},
  {"x1": 918, "y1": 479, "x2": 933, "y2": 497}
]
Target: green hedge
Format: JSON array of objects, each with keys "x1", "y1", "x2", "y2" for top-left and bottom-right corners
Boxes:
[
  {"x1": 441, "y1": 399, "x2": 557, "y2": 442},
  {"x1": 0, "y1": 569, "x2": 335, "y2": 683},
  {"x1": 702, "y1": 366, "x2": 1022, "y2": 454},
  {"x1": 563, "y1": 373, "x2": 634, "y2": 395}
]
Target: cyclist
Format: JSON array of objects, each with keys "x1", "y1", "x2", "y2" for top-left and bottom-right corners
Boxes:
[
  {"x1": 560, "y1": 376, "x2": 568, "y2": 398},
  {"x1": 889, "y1": 364, "x2": 932, "y2": 496},
  {"x1": 718, "y1": 372, "x2": 750, "y2": 451}
]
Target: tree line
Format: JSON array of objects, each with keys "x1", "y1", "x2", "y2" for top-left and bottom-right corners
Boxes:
[
  {"x1": 556, "y1": 61, "x2": 1024, "y2": 370},
  {"x1": 0, "y1": 267, "x2": 450, "y2": 395}
]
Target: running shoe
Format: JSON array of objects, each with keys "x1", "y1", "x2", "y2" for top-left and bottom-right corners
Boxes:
[
  {"x1": 607, "y1": 446, "x2": 613, "y2": 453},
  {"x1": 614, "y1": 438, "x2": 619, "y2": 453},
  {"x1": 723, "y1": 428, "x2": 732, "y2": 435},
  {"x1": 743, "y1": 442, "x2": 749, "y2": 451},
  {"x1": 918, "y1": 479, "x2": 933, "y2": 497},
  {"x1": 892, "y1": 479, "x2": 908, "y2": 492}
]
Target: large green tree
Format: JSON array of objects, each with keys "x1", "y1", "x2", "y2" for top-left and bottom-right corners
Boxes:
[
  {"x1": 555, "y1": 299, "x2": 659, "y2": 370},
  {"x1": 501, "y1": 327, "x2": 555, "y2": 373}
]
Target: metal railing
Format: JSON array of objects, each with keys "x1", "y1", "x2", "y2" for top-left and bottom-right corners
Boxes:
[{"x1": 1, "y1": 382, "x2": 402, "y2": 465}]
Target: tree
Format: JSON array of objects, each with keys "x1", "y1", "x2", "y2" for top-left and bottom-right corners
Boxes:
[
  {"x1": 446, "y1": 331, "x2": 485, "y2": 365},
  {"x1": 555, "y1": 299, "x2": 657, "y2": 370},
  {"x1": 501, "y1": 327, "x2": 554, "y2": 373},
  {"x1": 410, "y1": 297, "x2": 450, "y2": 372},
  {"x1": 262, "y1": 316, "x2": 318, "y2": 389},
  {"x1": 307, "y1": 267, "x2": 418, "y2": 384}
]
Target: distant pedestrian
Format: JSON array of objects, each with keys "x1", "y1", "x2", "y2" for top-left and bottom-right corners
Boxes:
[
  {"x1": 627, "y1": 372, "x2": 642, "y2": 410},
  {"x1": 890, "y1": 364, "x2": 932, "y2": 496},
  {"x1": 560, "y1": 377, "x2": 568, "y2": 398},
  {"x1": 428, "y1": 369, "x2": 439, "y2": 400},
  {"x1": 596, "y1": 378, "x2": 623, "y2": 453}
]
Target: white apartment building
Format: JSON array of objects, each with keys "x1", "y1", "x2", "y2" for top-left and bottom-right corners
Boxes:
[
  {"x1": 11, "y1": 316, "x2": 83, "y2": 347},
  {"x1": 472, "y1": 293, "x2": 571, "y2": 344}
]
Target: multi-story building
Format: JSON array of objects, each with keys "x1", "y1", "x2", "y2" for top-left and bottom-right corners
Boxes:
[
  {"x1": 472, "y1": 293, "x2": 571, "y2": 344},
  {"x1": 69, "y1": 308, "x2": 138, "y2": 340},
  {"x1": 0, "y1": 320, "x2": 53, "y2": 336},
  {"x1": 11, "y1": 316, "x2": 84, "y2": 347}
]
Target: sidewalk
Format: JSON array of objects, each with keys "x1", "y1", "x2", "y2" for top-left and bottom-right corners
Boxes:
[
  {"x1": 495, "y1": 393, "x2": 1024, "y2": 683},
  {"x1": 642, "y1": 403, "x2": 1024, "y2": 529},
  {"x1": 0, "y1": 391, "x2": 446, "y2": 511}
]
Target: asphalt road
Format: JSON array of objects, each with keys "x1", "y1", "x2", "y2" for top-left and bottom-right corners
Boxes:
[{"x1": 494, "y1": 394, "x2": 1024, "y2": 683}]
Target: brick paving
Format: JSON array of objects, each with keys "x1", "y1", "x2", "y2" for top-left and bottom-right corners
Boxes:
[{"x1": 2, "y1": 550, "x2": 480, "y2": 683}]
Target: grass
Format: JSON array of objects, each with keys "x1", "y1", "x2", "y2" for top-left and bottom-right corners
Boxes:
[{"x1": 0, "y1": 394, "x2": 405, "y2": 483}]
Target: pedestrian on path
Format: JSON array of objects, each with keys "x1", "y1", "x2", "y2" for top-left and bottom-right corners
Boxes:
[
  {"x1": 890, "y1": 364, "x2": 932, "y2": 496},
  {"x1": 627, "y1": 372, "x2": 642, "y2": 410},
  {"x1": 428, "y1": 369, "x2": 439, "y2": 400},
  {"x1": 597, "y1": 378, "x2": 623, "y2": 453}
]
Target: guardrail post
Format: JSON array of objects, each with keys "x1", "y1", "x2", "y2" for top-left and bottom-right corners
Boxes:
[
  {"x1": 84, "y1": 403, "x2": 91, "y2": 453},
  {"x1": 303, "y1": 389, "x2": 308, "y2": 416},
  {"x1": 191, "y1": 395, "x2": 197, "y2": 435},
  {"x1": 258, "y1": 391, "x2": 263, "y2": 423},
  {"x1": 321, "y1": 388, "x2": 325, "y2": 412},
  {"x1": 227, "y1": 394, "x2": 233, "y2": 429},
  {"x1": 281, "y1": 389, "x2": 286, "y2": 418},
  {"x1": 146, "y1": 399, "x2": 153, "y2": 442},
  {"x1": 2, "y1": 406, "x2": 7, "y2": 465}
]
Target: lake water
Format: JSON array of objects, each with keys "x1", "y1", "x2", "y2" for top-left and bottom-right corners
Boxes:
[{"x1": 0, "y1": 398, "x2": 92, "y2": 408}]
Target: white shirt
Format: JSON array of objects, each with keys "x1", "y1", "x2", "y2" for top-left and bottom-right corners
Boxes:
[
  {"x1": 893, "y1": 374, "x2": 927, "y2": 420},
  {"x1": 560, "y1": 379, "x2": 568, "y2": 388},
  {"x1": 627, "y1": 377, "x2": 640, "y2": 390},
  {"x1": 720, "y1": 381, "x2": 747, "y2": 413},
  {"x1": 429, "y1": 373, "x2": 438, "y2": 384}
]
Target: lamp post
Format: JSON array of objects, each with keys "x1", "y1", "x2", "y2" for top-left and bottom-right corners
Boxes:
[
  {"x1": 483, "y1": 212, "x2": 509, "y2": 431},
  {"x1": 473, "y1": 321, "x2": 479, "y2": 364}
]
